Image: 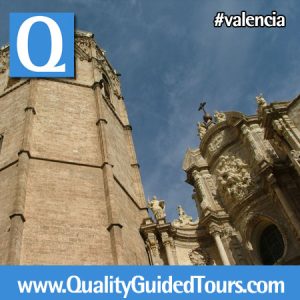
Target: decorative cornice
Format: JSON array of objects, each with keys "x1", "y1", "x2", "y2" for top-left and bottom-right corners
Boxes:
[{"x1": 199, "y1": 210, "x2": 230, "y2": 228}]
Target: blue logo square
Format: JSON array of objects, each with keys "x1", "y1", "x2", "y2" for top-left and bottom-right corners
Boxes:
[{"x1": 10, "y1": 13, "x2": 74, "y2": 78}]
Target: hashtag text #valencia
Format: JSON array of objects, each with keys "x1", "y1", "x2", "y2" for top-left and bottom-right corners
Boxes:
[{"x1": 214, "y1": 11, "x2": 286, "y2": 28}]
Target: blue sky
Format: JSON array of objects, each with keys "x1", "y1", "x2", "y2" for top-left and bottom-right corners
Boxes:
[{"x1": 1, "y1": 0, "x2": 300, "y2": 220}]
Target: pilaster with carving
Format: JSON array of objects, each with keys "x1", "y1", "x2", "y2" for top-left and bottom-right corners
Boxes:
[
  {"x1": 161, "y1": 231, "x2": 176, "y2": 265},
  {"x1": 145, "y1": 232, "x2": 160, "y2": 265},
  {"x1": 240, "y1": 124, "x2": 265, "y2": 163},
  {"x1": 259, "y1": 97, "x2": 300, "y2": 176},
  {"x1": 266, "y1": 172, "x2": 300, "y2": 240},
  {"x1": 272, "y1": 116, "x2": 300, "y2": 151},
  {"x1": 192, "y1": 169, "x2": 222, "y2": 214}
]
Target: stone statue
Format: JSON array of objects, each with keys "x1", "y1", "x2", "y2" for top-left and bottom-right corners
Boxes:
[
  {"x1": 148, "y1": 196, "x2": 166, "y2": 220},
  {"x1": 197, "y1": 122, "x2": 207, "y2": 139},
  {"x1": 216, "y1": 155, "x2": 253, "y2": 202},
  {"x1": 214, "y1": 111, "x2": 226, "y2": 123},
  {"x1": 172, "y1": 205, "x2": 197, "y2": 227},
  {"x1": 256, "y1": 94, "x2": 267, "y2": 108}
]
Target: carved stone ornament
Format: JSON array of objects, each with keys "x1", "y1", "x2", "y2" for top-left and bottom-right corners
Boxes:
[
  {"x1": 75, "y1": 36, "x2": 92, "y2": 61},
  {"x1": 95, "y1": 49, "x2": 121, "y2": 95},
  {"x1": 192, "y1": 171, "x2": 211, "y2": 208},
  {"x1": 207, "y1": 131, "x2": 225, "y2": 154},
  {"x1": 216, "y1": 155, "x2": 253, "y2": 202},
  {"x1": 96, "y1": 46, "x2": 106, "y2": 60},
  {"x1": 0, "y1": 47, "x2": 9, "y2": 73},
  {"x1": 148, "y1": 196, "x2": 166, "y2": 220},
  {"x1": 172, "y1": 205, "x2": 198, "y2": 227},
  {"x1": 74, "y1": 35, "x2": 121, "y2": 96},
  {"x1": 256, "y1": 94, "x2": 267, "y2": 108},
  {"x1": 214, "y1": 111, "x2": 226, "y2": 123},
  {"x1": 188, "y1": 247, "x2": 210, "y2": 265},
  {"x1": 197, "y1": 122, "x2": 207, "y2": 139}
]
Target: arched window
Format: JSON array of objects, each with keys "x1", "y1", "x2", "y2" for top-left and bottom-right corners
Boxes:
[
  {"x1": 102, "y1": 74, "x2": 110, "y2": 99},
  {"x1": 259, "y1": 224, "x2": 284, "y2": 265}
]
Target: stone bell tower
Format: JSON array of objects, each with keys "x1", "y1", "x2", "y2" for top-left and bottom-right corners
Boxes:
[{"x1": 0, "y1": 31, "x2": 149, "y2": 265}]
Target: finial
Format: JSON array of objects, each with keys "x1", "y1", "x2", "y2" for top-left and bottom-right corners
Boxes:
[
  {"x1": 198, "y1": 101, "x2": 213, "y2": 123},
  {"x1": 171, "y1": 205, "x2": 198, "y2": 227},
  {"x1": 198, "y1": 102, "x2": 207, "y2": 114}
]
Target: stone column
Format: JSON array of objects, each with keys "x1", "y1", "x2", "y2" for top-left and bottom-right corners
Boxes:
[
  {"x1": 209, "y1": 225, "x2": 231, "y2": 265},
  {"x1": 161, "y1": 232, "x2": 175, "y2": 265}
]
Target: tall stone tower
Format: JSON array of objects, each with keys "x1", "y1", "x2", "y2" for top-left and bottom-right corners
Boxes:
[{"x1": 0, "y1": 31, "x2": 149, "y2": 265}]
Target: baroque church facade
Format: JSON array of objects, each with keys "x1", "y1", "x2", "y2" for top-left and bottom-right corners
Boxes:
[
  {"x1": 142, "y1": 95, "x2": 300, "y2": 265},
  {"x1": 1, "y1": 32, "x2": 300, "y2": 265}
]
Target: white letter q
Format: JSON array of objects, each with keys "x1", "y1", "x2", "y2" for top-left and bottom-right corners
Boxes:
[{"x1": 17, "y1": 16, "x2": 65, "y2": 72}]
